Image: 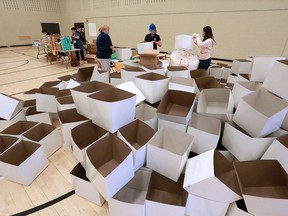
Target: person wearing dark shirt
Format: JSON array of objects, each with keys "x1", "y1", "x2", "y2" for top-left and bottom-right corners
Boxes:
[
  {"x1": 144, "y1": 24, "x2": 162, "y2": 50},
  {"x1": 96, "y1": 25, "x2": 114, "y2": 75},
  {"x1": 71, "y1": 27, "x2": 85, "y2": 61},
  {"x1": 76, "y1": 26, "x2": 88, "y2": 44}
]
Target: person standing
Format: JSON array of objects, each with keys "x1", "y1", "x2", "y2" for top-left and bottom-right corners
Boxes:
[
  {"x1": 193, "y1": 26, "x2": 216, "y2": 71},
  {"x1": 96, "y1": 25, "x2": 114, "y2": 74},
  {"x1": 71, "y1": 27, "x2": 85, "y2": 62},
  {"x1": 76, "y1": 26, "x2": 89, "y2": 44},
  {"x1": 144, "y1": 24, "x2": 162, "y2": 50}
]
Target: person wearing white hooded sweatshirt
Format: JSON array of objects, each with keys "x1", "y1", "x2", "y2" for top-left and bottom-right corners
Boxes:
[{"x1": 193, "y1": 26, "x2": 216, "y2": 71}]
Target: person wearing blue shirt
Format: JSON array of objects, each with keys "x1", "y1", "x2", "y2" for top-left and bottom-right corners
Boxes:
[
  {"x1": 144, "y1": 24, "x2": 162, "y2": 50},
  {"x1": 71, "y1": 27, "x2": 85, "y2": 62},
  {"x1": 96, "y1": 25, "x2": 114, "y2": 74}
]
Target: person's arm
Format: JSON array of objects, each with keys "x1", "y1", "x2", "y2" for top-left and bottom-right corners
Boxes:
[
  {"x1": 72, "y1": 32, "x2": 80, "y2": 39},
  {"x1": 194, "y1": 37, "x2": 211, "y2": 48},
  {"x1": 106, "y1": 35, "x2": 114, "y2": 52},
  {"x1": 154, "y1": 35, "x2": 162, "y2": 47}
]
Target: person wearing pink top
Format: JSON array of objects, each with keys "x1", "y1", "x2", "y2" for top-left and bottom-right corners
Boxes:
[{"x1": 193, "y1": 26, "x2": 216, "y2": 70}]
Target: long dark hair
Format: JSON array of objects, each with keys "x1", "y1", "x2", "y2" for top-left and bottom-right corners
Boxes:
[{"x1": 203, "y1": 26, "x2": 215, "y2": 42}]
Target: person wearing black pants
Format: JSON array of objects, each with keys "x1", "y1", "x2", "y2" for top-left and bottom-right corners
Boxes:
[{"x1": 71, "y1": 27, "x2": 85, "y2": 61}]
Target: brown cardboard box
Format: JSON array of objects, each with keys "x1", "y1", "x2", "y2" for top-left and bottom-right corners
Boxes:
[
  {"x1": 139, "y1": 54, "x2": 159, "y2": 67},
  {"x1": 190, "y1": 69, "x2": 208, "y2": 79},
  {"x1": 87, "y1": 44, "x2": 97, "y2": 54},
  {"x1": 0, "y1": 121, "x2": 38, "y2": 138},
  {"x1": 194, "y1": 76, "x2": 222, "y2": 91},
  {"x1": 74, "y1": 66, "x2": 95, "y2": 83},
  {"x1": 0, "y1": 135, "x2": 19, "y2": 155},
  {"x1": 234, "y1": 160, "x2": 288, "y2": 216}
]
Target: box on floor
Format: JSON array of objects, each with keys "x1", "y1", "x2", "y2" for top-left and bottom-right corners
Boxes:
[
  {"x1": 91, "y1": 68, "x2": 109, "y2": 83},
  {"x1": 0, "y1": 121, "x2": 38, "y2": 139},
  {"x1": 109, "y1": 168, "x2": 152, "y2": 216},
  {"x1": 25, "y1": 106, "x2": 52, "y2": 125},
  {"x1": 168, "y1": 77, "x2": 197, "y2": 93},
  {"x1": 167, "y1": 66, "x2": 190, "y2": 78},
  {"x1": 55, "y1": 89, "x2": 71, "y2": 99},
  {"x1": 85, "y1": 134, "x2": 134, "y2": 200},
  {"x1": 231, "y1": 59, "x2": 252, "y2": 75},
  {"x1": 23, "y1": 88, "x2": 38, "y2": 100},
  {"x1": 233, "y1": 89, "x2": 288, "y2": 137},
  {"x1": 40, "y1": 80, "x2": 65, "y2": 90},
  {"x1": 73, "y1": 66, "x2": 95, "y2": 83},
  {"x1": 187, "y1": 113, "x2": 221, "y2": 154},
  {"x1": 88, "y1": 87, "x2": 136, "y2": 133},
  {"x1": 71, "y1": 120, "x2": 108, "y2": 168},
  {"x1": 116, "y1": 81, "x2": 146, "y2": 105},
  {"x1": 209, "y1": 65, "x2": 224, "y2": 80},
  {"x1": 0, "y1": 135, "x2": 19, "y2": 156},
  {"x1": 121, "y1": 67, "x2": 147, "y2": 82},
  {"x1": 190, "y1": 69, "x2": 208, "y2": 79},
  {"x1": 56, "y1": 95, "x2": 76, "y2": 111},
  {"x1": 184, "y1": 149, "x2": 242, "y2": 203},
  {"x1": 117, "y1": 119, "x2": 155, "y2": 171},
  {"x1": 23, "y1": 99, "x2": 36, "y2": 112},
  {"x1": 142, "y1": 65, "x2": 166, "y2": 76},
  {"x1": 157, "y1": 118, "x2": 189, "y2": 132},
  {"x1": 234, "y1": 160, "x2": 288, "y2": 216},
  {"x1": 139, "y1": 54, "x2": 159, "y2": 67},
  {"x1": 0, "y1": 94, "x2": 23, "y2": 120},
  {"x1": 147, "y1": 127, "x2": 193, "y2": 181},
  {"x1": 0, "y1": 140, "x2": 48, "y2": 185},
  {"x1": 70, "y1": 163, "x2": 105, "y2": 206},
  {"x1": 194, "y1": 76, "x2": 222, "y2": 91},
  {"x1": 226, "y1": 201, "x2": 253, "y2": 216},
  {"x1": 134, "y1": 72, "x2": 169, "y2": 104},
  {"x1": 85, "y1": 54, "x2": 97, "y2": 63},
  {"x1": 135, "y1": 103, "x2": 158, "y2": 131},
  {"x1": 36, "y1": 87, "x2": 59, "y2": 113},
  {"x1": 0, "y1": 110, "x2": 26, "y2": 132},
  {"x1": 110, "y1": 72, "x2": 122, "y2": 86}
]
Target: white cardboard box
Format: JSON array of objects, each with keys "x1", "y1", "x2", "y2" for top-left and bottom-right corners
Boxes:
[
  {"x1": 117, "y1": 120, "x2": 155, "y2": 171},
  {"x1": 222, "y1": 122, "x2": 276, "y2": 161},
  {"x1": 147, "y1": 127, "x2": 193, "y2": 181},
  {"x1": 231, "y1": 59, "x2": 252, "y2": 75},
  {"x1": 168, "y1": 77, "x2": 196, "y2": 93},
  {"x1": 263, "y1": 60, "x2": 288, "y2": 100},
  {"x1": 197, "y1": 88, "x2": 234, "y2": 121},
  {"x1": 233, "y1": 89, "x2": 288, "y2": 137},
  {"x1": 121, "y1": 67, "x2": 147, "y2": 83},
  {"x1": 157, "y1": 118, "x2": 188, "y2": 133},
  {"x1": 234, "y1": 160, "x2": 288, "y2": 216},
  {"x1": 85, "y1": 134, "x2": 135, "y2": 200},
  {"x1": 174, "y1": 34, "x2": 193, "y2": 50},
  {"x1": 137, "y1": 42, "x2": 153, "y2": 54},
  {"x1": 36, "y1": 87, "x2": 59, "y2": 113},
  {"x1": 23, "y1": 88, "x2": 38, "y2": 100},
  {"x1": 0, "y1": 110, "x2": 26, "y2": 132},
  {"x1": 56, "y1": 96, "x2": 76, "y2": 111},
  {"x1": 109, "y1": 168, "x2": 152, "y2": 216},
  {"x1": 194, "y1": 76, "x2": 222, "y2": 91},
  {"x1": 225, "y1": 202, "x2": 252, "y2": 216},
  {"x1": 0, "y1": 140, "x2": 48, "y2": 185},
  {"x1": 281, "y1": 111, "x2": 288, "y2": 131},
  {"x1": 88, "y1": 87, "x2": 136, "y2": 133},
  {"x1": 187, "y1": 113, "x2": 221, "y2": 154},
  {"x1": 91, "y1": 68, "x2": 110, "y2": 84},
  {"x1": 142, "y1": 65, "x2": 166, "y2": 76},
  {"x1": 0, "y1": 121, "x2": 38, "y2": 139},
  {"x1": 135, "y1": 103, "x2": 158, "y2": 131},
  {"x1": 22, "y1": 123, "x2": 62, "y2": 157},
  {"x1": 71, "y1": 120, "x2": 108, "y2": 168},
  {"x1": 261, "y1": 134, "x2": 288, "y2": 173},
  {"x1": 0, "y1": 135, "x2": 19, "y2": 156},
  {"x1": 0, "y1": 94, "x2": 23, "y2": 120},
  {"x1": 110, "y1": 72, "x2": 122, "y2": 86},
  {"x1": 64, "y1": 79, "x2": 81, "y2": 89},
  {"x1": 25, "y1": 106, "x2": 52, "y2": 125},
  {"x1": 209, "y1": 65, "x2": 223, "y2": 80},
  {"x1": 184, "y1": 149, "x2": 242, "y2": 203},
  {"x1": 116, "y1": 81, "x2": 146, "y2": 105},
  {"x1": 134, "y1": 72, "x2": 169, "y2": 104},
  {"x1": 71, "y1": 81, "x2": 112, "y2": 118},
  {"x1": 167, "y1": 66, "x2": 190, "y2": 78},
  {"x1": 146, "y1": 172, "x2": 187, "y2": 216},
  {"x1": 116, "y1": 48, "x2": 132, "y2": 60},
  {"x1": 70, "y1": 163, "x2": 105, "y2": 206}
]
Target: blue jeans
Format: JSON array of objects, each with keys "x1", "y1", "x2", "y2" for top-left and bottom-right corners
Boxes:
[{"x1": 198, "y1": 58, "x2": 211, "y2": 71}]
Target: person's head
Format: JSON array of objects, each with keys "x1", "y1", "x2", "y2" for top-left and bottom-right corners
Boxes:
[
  {"x1": 76, "y1": 26, "x2": 81, "y2": 32},
  {"x1": 41, "y1": 29, "x2": 48, "y2": 35},
  {"x1": 100, "y1": 25, "x2": 110, "y2": 34},
  {"x1": 202, "y1": 26, "x2": 214, "y2": 41},
  {"x1": 149, "y1": 24, "x2": 156, "y2": 35},
  {"x1": 71, "y1": 27, "x2": 76, "y2": 34}
]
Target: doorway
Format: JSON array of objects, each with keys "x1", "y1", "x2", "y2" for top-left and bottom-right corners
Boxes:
[{"x1": 74, "y1": 22, "x2": 86, "y2": 44}]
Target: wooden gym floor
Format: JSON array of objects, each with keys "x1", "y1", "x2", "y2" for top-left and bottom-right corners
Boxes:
[{"x1": 0, "y1": 47, "x2": 109, "y2": 216}]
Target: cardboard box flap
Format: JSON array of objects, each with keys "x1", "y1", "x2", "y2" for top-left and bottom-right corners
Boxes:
[
  {"x1": 0, "y1": 140, "x2": 41, "y2": 166},
  {"x1": 122, "y1": 67, "x2": 146, "y2": 72},
  {"x1": 57, "y1": 108, "x2": 88, "y2": 124},
  {"x1": 195, "y1": 76, "x2": 222, "y2": 90},
  {"x1": 1, "y1": 121, "x2": 38, "y2": 135},
  {"x1": 136, "y1": 72, "x2": 168, "y2": 81},
  {"x1": 23, "y1": 99, "x2": 36, "y2": 108},
  {"x1": 111, "y1": 73, "x2": 121, "y2": 79},
  {"x1": 167, "y1": 66, "x2": 188, "y2": 71},
  {"x1": 234, "y1": 81, "x2": 260, "y2": 91},
  {"x1": 201, "y1": 88, "x2": 232, "y2": 103},
  {"x1": 72, "y1": 81, "x2": 112, "y2": 93},
  {"x1": 0, "y1": 135, "x2": 19, "y2": 154},
  {"x1": 86, "y1": 134, "x2": 132, "y2": 177},
  {"x1": 57, "y1": 95, "x2": 74, "y2": 105},
  {"x1": 234, "y1": 160, "x2": 288, "y2": 199},
  {"x1": 70, "y1": 163, "x2": 90, "y2": 182},
  {"x1": 170, "y1": 77, "x2": 194, "y2": 87},
  {"x1": 57, "y1": 74, "x2": 73, "y2": 81},
  {"x1": 23, "y1": 123, "x2": 56, "y2": 142},
  {"x1": 276, "y1": 134, "x2": 288, "y2": 148},
  {"x1": 88, "y1": 87, "x2": 136, "y2": 103},
  {"x1": 56, "y1": 89, "x2": 71, "y2": 98},
  {"x1": 36, "y1": 87, "x2": 59, "y2": 96},
  {"x1": 189, "y1": 112, "x2": 221, "y2": 135},
  {"x1": 236, "y1": 59, "x2": 251, "y2": 62},
  {"x1": 118, "y1": 119, "x2": 155, "y2": 150},
  {"x1": 25, "y1": 106, "x2": 43, "y2": 116},
  {"x1": 24, "y1": 88, "x2": 38, "y2": 95},
  {"x1": 40, "y1": 80, "x2": 62, "y2": 88},
  {"x1": 277, "y1": 59, "x2": 288, "y2": 65},
  {"x1": 190, "y1": 69, "x2": 208, "y2": 79},
  {"x1": 77, "y1": 66, "x2": 94, "y2": 78},
  {"x1": 136, "y1": 104, "x2": 157, "y2": 121},
  {"x1": 146, "y1": 172, "x2": 187, "y2": 206},
  {"x1": 71, "y1": 120, "x2": 107, "y2": 150}
]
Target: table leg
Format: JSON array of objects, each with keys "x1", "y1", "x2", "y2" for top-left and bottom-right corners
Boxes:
[{"x1": 37, "y1": 47, "x2": 40, "y2": 59}]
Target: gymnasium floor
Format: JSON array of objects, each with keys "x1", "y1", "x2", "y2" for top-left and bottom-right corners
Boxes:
[{"x1": 0, "y1": 47, "x2": 109, "y2": 216}]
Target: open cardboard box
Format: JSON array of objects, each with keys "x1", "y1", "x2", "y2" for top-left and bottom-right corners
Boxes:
[
  {"x1": 0, "y1": 94, "x2": 23, "y2": 120},
  {"x1": 71, "y1": 81, "x2": 112, "y2": 118},
  {"x1": 263, "y1": 60, "x2": 288, "y2": 100},
  {"x1": 110, "y1": 72, "x2": 122, "y2": 86},
  {"x1": 0, "y1": 140, "x2": 48, "y2": 185},
  {"x1": 157, "y1": 118, "x2": 188, "y2": 133},
  {"x1": 262, "y1": 134, "x2": 288, "y2": 173},
  {"x1": 222, "y1": 122, "x2": 279, "y2": 161},
  {"x1": 184, "y1": 149, "x2": 242, "y2": 203},
  {"x1": 234, "y1": 160, "x2": 288, "y2": 216},
  {"x1": 137, "y1": 42, "x2": 153, "y2": 54},
  {"x1": 23, "y1": 88, "x2": 38, "y2": 100},
  {"x1": 157, "y1": 90, "x2": 196, "y2": 125},
  {"x1": 22, "y1": 123, "x2": 62, "y2": 157},
  {"x1": 57, "y1": 108, "x2": 88, "y2": 149},
  {"x1": 117, "y1": 119, "x2": 155, "y2": 171},
  {"x1": 121, "y1": 67, "x2": 147, "y2": 83},
  {"x1": 233, "y1": 89, "x2": 288, "y2": 137},
  {"x1": 109, "y1": 167, "x2": 152, "y2": 216},
  {"x1": 209, "y1": 65, "x2": 223, "y2": 80},
  {"x1": 36, "y1": 87, "x2": 59, "y2": 113},
  {"x1": 56, "y1": 95, "x2": 75, "y2": 111},
  {"x1": 135, "y1": 72, "x2": 169, "y2": 104},
  {"x1": 40, "y1": 80, "x2": 65, "y2": 90},
  {"x1": 190, "y1": 69, "x2": 208, "y2": 79},
  {"x1": 231, "y1": 59, "x2": 252, "y2": 75},
  {"x1": 0, "y1": 135, "x2": 19, "y2": 156},
  {"x1": 147, "y1": 127, "x2": 193, "y2": 181},
  {"x1": 71, "y1": 120, "x2": 108, "y2": 168},
  {"x1": 282, "y1": 111, "x2": 288, "y2": 131},
  {"x1": 115, "y1": 48, "x2": 132, "y2": 61},
  {"x1": 168, "y1": 77, "x2": 196, "y2": 93},
  {"x1": 187, "y1": 112, "x2": 221, "y2": 154},
  {"x1": 73, "y1": 66, "x2": 94, "y2": 83},
  {"x1": 0, "y1": 110, "x2": 26, "y2": 132},
  {"x1": 116, "y1": 81, "x2": 146, "y2": 105},
  {"x1": 142, "y1": 65, "x2": 166, "y2": 76},
  {"x1": 139, "y1": 53, "x2": 159, "y2": 67},
  {"x1": 70, "y1": 163, "x2": 105, "y2": 206},
  {"x1": 185, "y1": 194, "x2": 229, "y2": 216},
  {"x1": 23, "y1": 99, "x2": 36, "y2": 112},
  {"x1": 225, "y1": 201, "x2": 252, "y2": 216},
  {"x1": 135, "y1": 103, "x2": 158, "y2": 131},
  {"x1": 87, "y1": 87, "x2": 136, "y2": 133},
  {"x1": 0, "y1": 121, "x2": 38, "y2": 139},
  {"x1": 146, "y1": 172, "x2": 187, "y2": 216},
  {"x1": 85, "y1": 134, "x2": 134, "y2": 200},
  {"x1": 197, "y1": 88, "x2": 234, "y2": 121},
  {"x1": 167, "y1": 66, "x2": 189, "y2": 78},
  {"x1": 64, "y1": 79, "x2": 81, "y2": 89},
  {"x1": 194, "y1": 76, "x2": 222, "y2": 91},
  {"x1": 25, "y1": 106, "x2": 52, "y2": 125},
  {"x1": 55, "y1": 89, "x2": 71, "y2": 99},
  {"x1": 91, "y1": 68, "x2": 109, "y2": 84}
]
